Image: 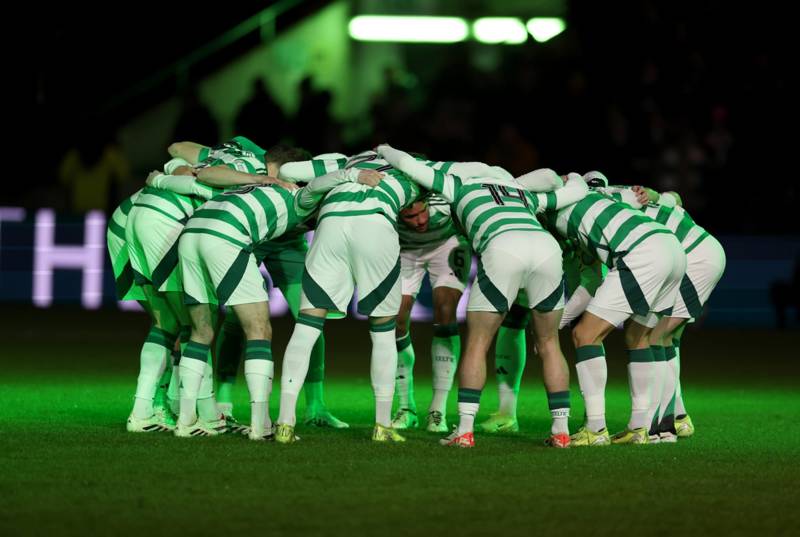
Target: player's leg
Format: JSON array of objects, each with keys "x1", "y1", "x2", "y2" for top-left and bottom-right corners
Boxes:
[
  {"x1": 214, "y1": 311, "x2": 244, "y2": 419},
  {"x1": 276, "y1": 218, "x2": 353, "y2": 443},
  {"x1": 481, "y1": 301, "x2": 529, "y2": 433},
  {"x1": 524, "y1": 236, "x2": 570, "y2": 447},
  {"x1": 428, "y1": 286, "x2": 462, "y2": 431},
  {"x1": 391, "y1": 294, "x2": 419, "y2": 429},
  {"x1": 127, "y1": 286, "x2": 179, "y2": 432},
  {"x1": 177, "y1": 302, "x2": 218, "y2": 431},
  {"x1": 282, "y1": 282, "x2": 347, "y2": 429},
  {"x1": 650, "y1": 316, "x2": 687, "y2": 441},
  {"x1": 571, "y1": 311, "x2": 617, "y2": 445},
  {"x1": 610, "y1": 317, "x2": 656, "y2": 444},
  {"x1": 445, "y1": 310, "x2": 504, "y2": 447},
  {"x1": 442, "y1": 232, "x2": 523, "y2": 447},
  {"x1": 231, "y1": 300, "x2": 275, "y2": 440},
  {"x1": 391, "y1": 248, "x2": 426, "y2": 429},
  {"x1": 425, "y1": 236, "x2": 469, "y2": 432},
  {"x1": 351, "y1": 215, "x2": 405, "y2": 442}
]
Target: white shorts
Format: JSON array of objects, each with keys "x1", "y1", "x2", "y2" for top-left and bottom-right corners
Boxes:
[
  {"x1": 179, "y1": 232, "x2": 268, "y2": 306},
  {"x1": 587, "y1": 232, "x2": 687, "y2": 328},
  {"x1": 107, "y1": 228, "x2": 145, "y2": 302},
  {"x1": 301, "y1": 214, "x2": 401, "y2": 317},
  {"x1": 126, "y1": 206, "x2": 184, "y2": 293},
  {"x1": 468, "y1": 230, "x2": 564, "y2": 313},
  {"x1": 401, "y1": 235, "x2": 471, "y2": 297},
  {"x1": 671, "y1": 234, "x2": 726, "y2": 319}
]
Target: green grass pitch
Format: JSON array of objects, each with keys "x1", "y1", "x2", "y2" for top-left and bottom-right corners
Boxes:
[{"x1": 1, "y1": 309, "x2": 798, "y2": 536}]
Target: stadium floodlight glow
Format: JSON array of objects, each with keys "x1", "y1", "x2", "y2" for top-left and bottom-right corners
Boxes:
[
  {"x1": 348, "y1": 15, "x2": 469, "y2": 43},
  {"x1": 473, "y1": 18, "x2": 528, "y2": 44},
  {"x1": 526, "y1": 17, "x2": 566, "y2": 43}
]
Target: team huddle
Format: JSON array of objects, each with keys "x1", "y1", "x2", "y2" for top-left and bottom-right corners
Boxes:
[{"x1": 107, "y1": 136, "x2": 725, "y2": 448}]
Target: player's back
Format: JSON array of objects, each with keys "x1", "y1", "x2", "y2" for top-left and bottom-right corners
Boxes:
[
  {"x1": 449, "y1": 176, "x2": 546, "y2": 253},
  {"x1": 642, "y1": 203, "x2": 708, "y2": 252},
  {"x1": 551, "y1": 190, "x2": 670, "y2": 267},
  {"x1": 186, "y1": 185, "x2": 301, "y2": 248}
]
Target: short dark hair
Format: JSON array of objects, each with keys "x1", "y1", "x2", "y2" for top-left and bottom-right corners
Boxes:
[{"x1": 265, "y1": 144, "x2": 312, "y2": 167}]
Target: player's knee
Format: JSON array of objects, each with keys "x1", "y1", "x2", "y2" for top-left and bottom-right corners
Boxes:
[
  {"x1": 624, "y1": 326, "x2": 650, "y2": 349},
  {"x1": 191, "y1": 324, "x2": 215, "y2": 345},
  {"x1": 242, "y1": 319, "x2": 272, "y2": 341},
  {"x1": 572, "y1": 322, "x2": 593, "y2": 347},
  {"x1": 434, "y1": 302, "x2": 457, "y2": 325}
]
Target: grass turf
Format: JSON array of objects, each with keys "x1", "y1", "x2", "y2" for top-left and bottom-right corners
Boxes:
[{"x1": 1, "y1": 309, "x2": 799, "y2": 536}]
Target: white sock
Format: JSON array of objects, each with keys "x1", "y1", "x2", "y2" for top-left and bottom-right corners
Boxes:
[
  {"x1": 457, "y1": 402, "x2": 479, "y2": 435},
  {"x1": 167, "y1": 351, "x2": 181, "y2": 411},
  {"x1": 132, "y1": 341, "x2": 169, "y2": 419},
  {"x1": 647, "y1": 358, "x2": 667, "y2": 432},
  {"x1": 197, "y1": 360, "x2": 220, "y2": 422},
  {"x1": 547, "y1": 391, "x2": 571, "y2": 435},
  {"x1": 245, "y1": 359, "x2": 274, "y2": 436},
  {"x1": 217, "y1": 402, "x2": 233, "y2": 417},
  {"x1": 627, "y1": 348, "x2": 656, "y2": 430},
  {"x1": 429, "y1": 390, "x2": 449, "y2": 415},
  {"x1": 674, "y1": 348, "x2": 687, "y2": 416},
  {"x1": 430, "y1": 331, "x2": 458, "y2": 414},
  {"x1": 575, "y1": 346, "x2": 608, "y2": 432},
  {"x1": 278, "y1": 323, "x2": 321, "y2": 425},
  {"x1": 178, "y1": 356, "x2": 207, "y2": 426},
  {"x1": 395, "y1": 334, "x2": 416, "y2": 411},
  {"x1": 497, "y1": 383, "x2": 518, "y2": 417},
  {"x1": 371, "y1": 325, "x2": 397, "y2": 427}
]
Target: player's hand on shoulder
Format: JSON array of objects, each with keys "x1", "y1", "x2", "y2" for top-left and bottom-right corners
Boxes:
[
  {"x1": 357, "y1": 169, "x2": 383, "y2": 187},
  {"x1": 145, "y1": 170, "x2": 161, "y2": 186}
]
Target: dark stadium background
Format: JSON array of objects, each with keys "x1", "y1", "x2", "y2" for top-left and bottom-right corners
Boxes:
[{"x1": 3, "y1": 1, "x2": 798, "y2": 536}]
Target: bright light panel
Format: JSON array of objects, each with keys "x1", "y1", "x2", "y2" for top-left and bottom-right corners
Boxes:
[
  {"x1": 349, "y1": 16, "x2": 469, "y2": 43},
  {"x1": 526, "y1": 17, "x2": 566, "y2": 43},
  {"x1": 473, "y1": 18, "x2": 528, "y2": 44}
]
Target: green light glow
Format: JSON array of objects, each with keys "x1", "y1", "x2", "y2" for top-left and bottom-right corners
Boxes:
[
  {"x1": 526, "y1": 17, "x2": 566, "y2": 43},
  {"x1": 348, "y1": 15, "x2": 469, "y2": 43},
  {"x1": 473, "y1": 18, "x2": 528, "y2": 45}
]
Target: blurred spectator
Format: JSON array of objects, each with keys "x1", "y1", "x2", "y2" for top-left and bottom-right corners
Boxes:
[
  {"x1": 173, "y1": 89, "x2": 219, "y2": 146},
  {"x1": 234, "y1": 78, "x2": 287, "y2": 147},
  {"x1": 58, "y1": 120, "x2": 131, "y2": 213},
  {"x1": 293, "y1": 77, "x2": 340, "y2": 153}
]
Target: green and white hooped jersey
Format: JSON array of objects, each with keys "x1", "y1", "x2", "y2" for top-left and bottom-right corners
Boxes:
[
  {"x1": 548, "y1": 191, "x2": 671, "y2": 269},
  {"x1": 398, "y1": 195, "x2": 459, "y2": 250},
  {"x1": 642, "y1": 203, "x2": 709, "y2": 253},
  {"x1": 376, "y1": 145, "x2": 590, "y2": 254},
  {"x1": 107, "y1": 189, "x2": 142, "y2": 245},
  {"x1": 196, "y1": 136, "x2": 268, "y2": 175},
  {"x1": 183, "y1": 185, "x2": 306, "y2": 251},
  {"x1": 279, "y1": 151, "x2": 420, "y2": 226}
]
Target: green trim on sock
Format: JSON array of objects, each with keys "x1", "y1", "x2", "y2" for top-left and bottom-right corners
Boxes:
[
  {"x1": 145, "y1": 327, "x2": 178, "y2": 348},
  {"x1": 627, "y1": 348, "x2": 655, "y2": 363},
  {"x1": 575, "y1": 344, "x2": 605, "y2": 363},
  {"x1": 433, "y1": 323, "x2": 459, "y2": 337},
  {"x1": 396, "y1": 333, "x2": 412, "y2": 351},
  {"x1": 547, "y1": 390, "x2": 571, "y2": 410},
  {"x1": 245, "y1": 339, "x2": 273, "y2": 361},
  {"x1": 297, "y1": 313, "x2": 326, "y2": 330},
  {"x1": 370, "y1": 318, "x2": 397, "y2": 332},
  {"x1": 651, "y1": 345, "x2": 666, "y2": 362},
  {"x1": 457, "y1": 388, "x2": 482, "y2": 404},
  {"x1": 183, "y1": 341, "x2": 210, "y2": 362},
  {"x1": 665, "y1": 346, "x2": 677, "y2": 360}
]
